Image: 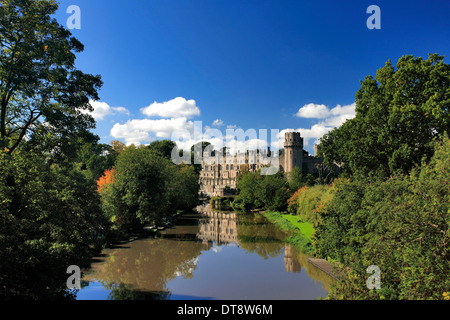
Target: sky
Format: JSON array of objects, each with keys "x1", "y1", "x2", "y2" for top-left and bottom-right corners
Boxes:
[{"x1": 54, "y1": 0, "x2": 450, "y2": 154}]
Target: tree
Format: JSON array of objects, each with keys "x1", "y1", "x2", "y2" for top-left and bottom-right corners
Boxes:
[
  {"x1": 110, "y1": 140, "x2": 126, "y2": 155},
  {"x1": 236, "y1": 171, "x2": 261, "y2": 210},
  {"x1": 99, "y1": 147, "x2": 201, "y2": 235},
  {"x1": 109, "y1": 148, "x2": 174, "y2": 233},
  {"x1": 147, "y1": 139, "x2": 177, "y2": 160},
  {"x1": 319, "y1": 53, "x2": 450, "y2": 178},
  {"x1": 0, "y1": 0, "x2": 105, "y2": 299},
  {"x1": 0, "y1": 150, "x2": 107, "y2": 299},
  {"x1": 190, "y1": 141, "x2": 211, "y2": 173},
  {"x1": 314, "y1": 135, "x2": 449, "y2": 300},
  {"x1": 0, "y1": 0, "x2": 102, "y2": 154},
  {"x1": 97, "y1": 168, "x2": 115, "y2": 194},
  {"x1": 256, "y1": 171, "x2": 290, "y2": 211},
  {"x1": 167, "y1": 164, "x2": 200, "y2": 212}
]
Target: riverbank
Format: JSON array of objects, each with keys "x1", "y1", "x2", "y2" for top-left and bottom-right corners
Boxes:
[{"x1": 260, "y1": 211, "x2": 316, "y2": 255}]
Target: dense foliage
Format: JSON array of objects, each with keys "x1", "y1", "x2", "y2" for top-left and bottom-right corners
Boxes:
[
  {"x1": 309, "y1": 54, "x2": 450, "y2": 300},
  {"x1": 0, "y1": 0, "x2": 107, "y2": 299},
  {"x1": 98, "y1": 145, "x2": 200, "y2": 236},
  {"x1": 314, "y1": 137, "x2": 449, "y2": 299},
  {"x1": 0, "y1": 148, "x2": 107, "y2": 299},
  {"x1": 319, "y1": 54, "x2": 450, "y2": 179},
  {"x1": 0, "y1": 0, "x2": 199, "y2": 299},
  {"x1": 232, "y1": 170, "x2": 291, "y2": 212}
]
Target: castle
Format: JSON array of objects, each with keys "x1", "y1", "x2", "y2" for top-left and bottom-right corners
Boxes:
[{"x1": 199, "y1": 132, "x2": 322, "y2": 197}]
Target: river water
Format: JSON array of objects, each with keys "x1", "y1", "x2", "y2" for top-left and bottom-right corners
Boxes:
[{"x1": 76, "y1": 206, "x2": 334, "y2": 300}]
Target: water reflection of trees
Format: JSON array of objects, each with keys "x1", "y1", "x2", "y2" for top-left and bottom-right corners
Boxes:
[
  {"x1": 236, "y1": 213, "x2": 286, "y2": 259},
  {"x1": 82, "y1": 238, "x2": 208, "y2": 296}
]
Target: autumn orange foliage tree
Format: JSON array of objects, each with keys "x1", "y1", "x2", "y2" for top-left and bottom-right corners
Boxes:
[
  {"x1": 287, "y1": 186, "x2": 308, "y2": 214},
  {"x1": 97, "y1": 168, "x2": 115, "y2": 193}
]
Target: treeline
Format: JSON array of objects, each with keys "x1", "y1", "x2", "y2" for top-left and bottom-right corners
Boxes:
[
  {"x1": 0, "y1": 0, "x2": 199, "y2": 299},
  {"x1": 286, "y1": 54, "x2": 450, "y2": 300}
]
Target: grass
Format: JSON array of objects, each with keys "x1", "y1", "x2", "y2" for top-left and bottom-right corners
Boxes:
[
  {"x1": 281, "y1": 214, "x2": 315, "y2": 240},
  {"x1": 260, "y1": 211, "x2": 316, "y2": 255}
]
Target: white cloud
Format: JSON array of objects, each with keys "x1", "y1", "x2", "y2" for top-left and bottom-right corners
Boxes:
[
  {"x1": 141, "y1": 97, "x2": 200, "y2": 118},
  {"x1": 84, "y1": 100, "x2": 129, "y2": 121},
  {"x1": 295, "y1": 103, "x2": 330, "y2": 118},
  {"x1": 111, "y1": 106, "x2": 130, "y2": 115},
  {"x1": 212, "y1": 119, "x2": 224, "y2": 127},
  {"x1": 295, "y1": 102, "x2": 356, "y2": 120},
  {"x1": 111, "y1": 117, "x2": 194, "y2": 146}
]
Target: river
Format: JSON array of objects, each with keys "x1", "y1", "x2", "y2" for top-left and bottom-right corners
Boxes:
[{"x1": 76, "y1": 205, "x2": 334, "y2": 300}]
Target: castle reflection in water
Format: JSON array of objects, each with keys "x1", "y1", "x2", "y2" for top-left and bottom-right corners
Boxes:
[{"x1": 196, "y1": 207, "x2": 301, "y2": 273}]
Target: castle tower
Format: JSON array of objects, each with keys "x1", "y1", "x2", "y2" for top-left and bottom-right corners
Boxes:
[{"x1": 284, "y1": 132, "x2": 303, "y2": 175}]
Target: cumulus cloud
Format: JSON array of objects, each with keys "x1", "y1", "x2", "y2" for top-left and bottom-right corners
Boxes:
[
  {"x1": 295, "y1": 103, "x2": 330, "y2": 118},
  {"x1": 295, "y1": 102, "x2": 356, "y2": 120},
  {"x1": 111, "y1": 117, "x2": 194, "y2": 146},
  {"x1": 83, "y1": 100, "x2": 129, "y2": 121},
  {"x1": 110, "y1": 97, "x2": 201, "y2": 146},
  {"x1": 141, "y1": 97, "x2": 200, "y2": 118}
]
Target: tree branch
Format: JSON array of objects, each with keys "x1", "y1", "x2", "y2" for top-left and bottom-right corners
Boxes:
[{"x1": 7, "y1": 110, "x2": 42, "y2": 154}]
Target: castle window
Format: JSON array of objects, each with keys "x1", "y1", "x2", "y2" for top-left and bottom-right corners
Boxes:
[
  {"x1": 226, "y1": 165, "x2": 229, "y2": 170},
  {"x1": 231, "y1": 165, "x2": 234, "y2": 170}
]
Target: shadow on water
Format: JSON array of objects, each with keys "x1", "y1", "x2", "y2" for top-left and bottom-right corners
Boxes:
[{"x1": 78, "y1": 205, "x2": 334, "y2": 300}]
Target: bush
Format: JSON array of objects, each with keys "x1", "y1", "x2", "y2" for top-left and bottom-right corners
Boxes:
[
  {"x1": 0, "y1": 150, "x2": 107, "y2": 299},
  {"x1": 314, "y1": 136, "x2": 450, "y2": 300},
  {"x1": 287, "y1": 184, "x2": 335, "y2": 226}
]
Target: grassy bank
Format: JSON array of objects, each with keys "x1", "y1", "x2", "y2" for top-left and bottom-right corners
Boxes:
[
  {"x1": 259, "y1": 184, "x2": 336, "y2": 256},
  {"x1": 261, "y1": 211, "x2": 316, "y2": 255},
  {"x1": 281, "y1": 214, "x2": 315, "y2": 240}
]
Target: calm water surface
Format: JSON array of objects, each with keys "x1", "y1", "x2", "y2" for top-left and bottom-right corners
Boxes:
[{"x1": 76, "y1": 206, "x2": 334, "y2": 300}]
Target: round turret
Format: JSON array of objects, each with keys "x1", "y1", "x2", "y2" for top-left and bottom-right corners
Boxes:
[{"x1": 284, "y1": 132, "x2": 303, "y2": 174}]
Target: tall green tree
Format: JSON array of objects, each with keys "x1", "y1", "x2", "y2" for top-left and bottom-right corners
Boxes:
[
  {"x1": 320, "y1": 53, "x2": 450, "y2": 178},
  {"x1": 0, "y1": 0, "x2": 102, "y2": 154},
  {"x1": 0, "y1": 0, "x2": 105, "y2": 299},
  {"x1": 236, "y1": 171, "x2": 261, "y2": 210},
  {"x1": 167, "y1": 164, "x2": 200, "y2": 212},
  {"x1": 256, "y1": 171, "x2": 290, "y2": 211},
  {"x1": 107, "y1": 148, "x2": 173, "y2": 234},
  {"x1": 99, "y1": 146, "x2": 200, "y2": 235}
]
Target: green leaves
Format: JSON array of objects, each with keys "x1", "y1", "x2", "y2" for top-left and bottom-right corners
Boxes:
[
  {"x1": 320, "y1": 53, "x2": 450, "y2": 179},
  {"x1": 315, "y1": 136, "x2": 450, "y2": 299},
  {"x1": 0, "y1": 0, "x2": 102, "y2": 153},
  {"x1": 99, "y1": 146, "x2": 200, "y2": 235},
  {"x1": 235, "y1": 171, "x2": 290, "y2": 212},
  {"x1": 0, "y1": 149, "x2": 107, "y2": 299}
]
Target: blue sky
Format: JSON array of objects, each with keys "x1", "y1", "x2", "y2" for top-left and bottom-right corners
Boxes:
[{"x1": 54, "y1": 0, "x2": 450, "y2": 154}]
